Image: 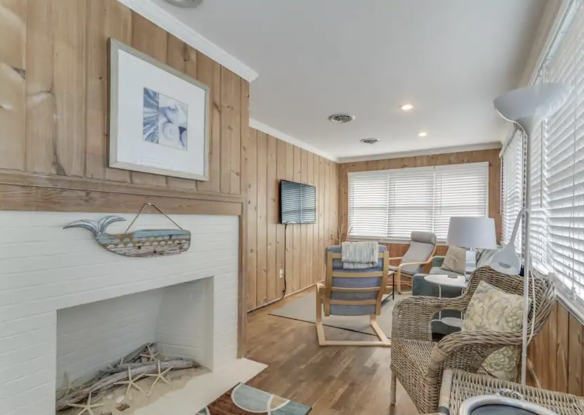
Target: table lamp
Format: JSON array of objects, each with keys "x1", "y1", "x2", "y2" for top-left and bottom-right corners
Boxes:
[{"x1": 447, "y1": 217, "x2": 497, "y2": 277}]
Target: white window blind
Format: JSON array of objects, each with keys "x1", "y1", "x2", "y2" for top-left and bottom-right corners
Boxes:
[
  {"x1": 348, "y1": 162, "x2": 489, "y2": 242},
  {"x1": 347, "y1": 171, "x2": 389, "y2": 239},
  {"x1": 528, "y1": 1, "x2": 584, "y2": 300},
  {"x1": 501, "y1": 130, "x2": 524, "y2": 253},
  {"x1": 529, "y1": 117, "x2": 549, "y2": 273}
]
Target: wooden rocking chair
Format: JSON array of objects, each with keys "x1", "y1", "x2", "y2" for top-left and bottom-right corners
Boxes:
[{"x1": 316, "y1": 245, "x2": 390, "y2": 347}]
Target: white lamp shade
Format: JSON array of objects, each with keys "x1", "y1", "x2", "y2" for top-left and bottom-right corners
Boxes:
[
  {"x1": 493, "y1": 83, "x2": 573, "y2": 137},
  {"x1": 447, "y1": 217, "x2": 497, "y2": 249}
]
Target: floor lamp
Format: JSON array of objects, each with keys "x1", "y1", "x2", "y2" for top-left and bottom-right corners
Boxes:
[{"x1": 493, "y1": 82, "x2": 573, "y2": 385}]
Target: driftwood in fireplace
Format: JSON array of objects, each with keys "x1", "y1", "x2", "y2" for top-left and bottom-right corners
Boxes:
[{"x1": 56, "y1": 343, "x2": 199, "y2": 413}]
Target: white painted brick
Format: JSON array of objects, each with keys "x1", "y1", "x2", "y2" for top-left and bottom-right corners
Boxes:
[
  {"x1": 56, "y1": 288, "x2": 164, "y2": 385},
  {"x1": 5, "y1": 383, "x2": 55, "y2": 415},
  {"x1": 155, "y1": 278, "x2": 212, "y2": 366},
  {"x1": 0, "y1": 212, "x2": 239, "y2": 415}
]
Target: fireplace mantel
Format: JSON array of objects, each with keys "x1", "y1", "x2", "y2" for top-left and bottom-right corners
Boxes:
[{"x1": 0, "y1": 211, "x2": 257, "y2": 415}]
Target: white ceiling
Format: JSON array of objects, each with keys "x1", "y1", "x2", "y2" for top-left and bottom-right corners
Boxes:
[{"x1": 149, "y1": 0, "x2": 546, "y2": 161}]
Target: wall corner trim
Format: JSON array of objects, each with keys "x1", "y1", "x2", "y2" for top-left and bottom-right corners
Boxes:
[
  {"x1": 117, "y1": 0, "x2": 259, "y2": 82},
  {"x1": 249, "y1": 118, "x2": 339, "y2": 162}
]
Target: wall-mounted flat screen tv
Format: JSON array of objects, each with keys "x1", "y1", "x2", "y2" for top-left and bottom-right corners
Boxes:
[{"x1": 279, "y1": 180, "x2": 317, "y2": 224}]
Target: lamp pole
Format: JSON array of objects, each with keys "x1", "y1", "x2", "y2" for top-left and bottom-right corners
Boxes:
[{"x1": 521, "y1": 137, "x2": 531, "y2": 386}]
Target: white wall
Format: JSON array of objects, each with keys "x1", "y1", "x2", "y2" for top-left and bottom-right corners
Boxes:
[
  {"x1": 0, "y1": 212, "x2": 239, "y2": 415},
  {"x1": 155, "y1": 279, "x2": 213, "y2": 364},
  {"x1": 56, "y1": 277, "x2": 214, "y2": 388},
  {"x1": 56, "y1": 288, "x2": 164, "y2": 387}
]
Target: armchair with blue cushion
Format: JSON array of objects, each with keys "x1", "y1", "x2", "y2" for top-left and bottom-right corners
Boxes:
[{"x1": 411, "y1": 249, "x2": 500, "y2": 335}]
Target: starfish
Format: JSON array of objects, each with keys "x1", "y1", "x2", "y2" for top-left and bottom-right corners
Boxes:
[
  {"x1": 145, "y1": 360, "x2": 173, "y2": 390},
  {"x1": 107, "y1": 357, "x2": 124, "y2": 370},
  {"x1": 57, "y1": 372, "x2": 74, "y2": 399},
  {"x1": 67, "y1": 393, "x2": 104, "y2": 415},
  {"x1": 139, "y1": 344, "x2": 159, "y2": 362},
  {"x1": 114, "y1": 367, "x2": 148, "y2": 399},
  {"x1": 57, "y1": 372, "x2": 85, "y2": 399}
]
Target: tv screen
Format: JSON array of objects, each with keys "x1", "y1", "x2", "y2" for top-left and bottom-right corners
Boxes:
[{"x1": 280, "y1": 180, "x2": 317, "y2": 224}]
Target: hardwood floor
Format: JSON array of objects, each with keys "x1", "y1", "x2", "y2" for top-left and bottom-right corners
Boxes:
[{"x1": 245, "y1": 289, "x2": 418, "y2": 415}]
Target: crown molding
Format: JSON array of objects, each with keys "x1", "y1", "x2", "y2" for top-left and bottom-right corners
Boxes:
[
  {"x1": 117, "y1": 0, "x2": 258, "y2": 82},
  {"x1": 249, "y1": 119, "x2": 339, "y2": 162},
  {"x1": 338, "y1": 142, "x2": 502, "y2": 163}
]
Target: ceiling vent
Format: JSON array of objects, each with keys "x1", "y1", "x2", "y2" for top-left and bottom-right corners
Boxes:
[
  {"x1": 328, "y1": 114, "x2": 355, "y2": 124},
  {"x1": 360, "y1": 138, "x2": 378, "y2": 145},
  {"x1": 164, "y1": 0, "x2": 204, "y2": 7}
]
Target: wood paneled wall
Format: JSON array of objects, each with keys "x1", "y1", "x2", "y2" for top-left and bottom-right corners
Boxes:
[
  {"x1": 337, "y1": 149, "x2": 501, "y2": 257},
  {"x1": 0, "y1": 0, "x2": 339, "y2": 313},
  {"x1": 528, "y1": 300, "x2": 584, "y2": 396},
  {"x1": 245, "y1": 129, "x2": 339, "y2": 311},
  {"x1": 0, "y1": 0, "x2": 253, "y2": 356},
  {"x1": 0, "y1": 0, "x2": 246, "y2": 196}
]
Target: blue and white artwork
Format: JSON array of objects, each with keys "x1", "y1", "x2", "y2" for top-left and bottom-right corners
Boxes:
[
  {"x1": 143, "y1": 87, "x2": 188, "y2": 150},
  {"x1": 110, "y1": 40, "x2": 209, "y2": 181}
]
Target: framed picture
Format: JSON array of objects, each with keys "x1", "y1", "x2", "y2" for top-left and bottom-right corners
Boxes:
[{"x1": 109, "y1": 39, "x2": 209, "y2": 181}]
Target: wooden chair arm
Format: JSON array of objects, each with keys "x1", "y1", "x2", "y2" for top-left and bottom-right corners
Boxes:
[
  {"x1": 396, "y1": 259, "x2": 432, "y2": 270},
  {"x1": 388, "y1": 256, "x2": 403, "y2": 263}
]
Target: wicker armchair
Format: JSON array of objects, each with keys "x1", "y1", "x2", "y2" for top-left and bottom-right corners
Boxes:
[{"x1": 389, "y1": 266, "x2": 556, "y2": 415}]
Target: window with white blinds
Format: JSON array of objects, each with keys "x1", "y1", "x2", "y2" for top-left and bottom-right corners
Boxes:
[
  {"x1": 527, "y1": 1, "x2": 584, "y2": 300},
  {"x1": 501, "y1": 130, "x2": 524, "y2": 253},
  {"x1": 348, "y1": 162, "x2": 489, "y2": 242}
]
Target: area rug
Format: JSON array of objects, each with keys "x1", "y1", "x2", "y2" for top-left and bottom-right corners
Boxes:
[
  {"x1": 197, "y1": 383, "x2": 311, "y2": 415},
  {"x1": 269, "y1": 291, "x2": 408, "y2": 336}
]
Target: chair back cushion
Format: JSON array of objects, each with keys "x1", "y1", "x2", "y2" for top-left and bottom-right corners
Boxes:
[
  {"x1": 462, "y1": 280, "x2": 527, "y2": 381},
  {"x1": 401, "y1": 231, "x2": 436, "y2": 275},
  {"x1": 326, "y1": 245, "x2": 386, "y2": 316}
]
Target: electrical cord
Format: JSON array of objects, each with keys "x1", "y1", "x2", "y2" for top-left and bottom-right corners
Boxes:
[
  {"x1": 280, "y1": 224, "x2": 288, "y2": 301},
  {"x1": 250, "y1": 224, "x2": 290, "y2": 312}
]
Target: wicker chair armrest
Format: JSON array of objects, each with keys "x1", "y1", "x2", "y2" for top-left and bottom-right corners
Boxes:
[
  {"x1": 392, "y1": 296, "x2": 467, "y2": 341},
  {"x1": 437, "y1": 330, "x2": 524, "y2": 354},
  {"x1": 428, "y1": 330, "x2": 524, "y2": 375}
]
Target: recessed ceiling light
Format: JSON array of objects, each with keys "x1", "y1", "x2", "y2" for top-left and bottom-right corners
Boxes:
[
  {"x1": 360, "y1": 138, "x2": 378, "y2": 144},
  {"x1": 400, "y1": 104, "x2": 414, "y2": 111},
  {"x1": 328, "y1": 113, "x2": 355, "y2": 124},
  {"x1": 418, "y1": 131, "x2": 428, "y2": 137}
]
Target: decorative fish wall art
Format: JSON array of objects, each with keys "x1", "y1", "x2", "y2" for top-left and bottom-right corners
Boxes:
[{"x1": 64, "y1": 203, "x2": 191, "y2": 258}]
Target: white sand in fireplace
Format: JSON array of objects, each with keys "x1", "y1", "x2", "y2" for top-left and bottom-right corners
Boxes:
[{"x1": 60, "y1": 367, "x2": 208, "y2": 415}]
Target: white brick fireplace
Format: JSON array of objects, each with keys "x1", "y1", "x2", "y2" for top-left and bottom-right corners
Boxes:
[{"x1": 0, "y1": 212, "x2": 264, "y2": 415}]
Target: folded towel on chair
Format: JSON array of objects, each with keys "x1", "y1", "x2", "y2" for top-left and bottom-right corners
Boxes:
[{"x1": 341, "y1": 241, "x2": 379, "y2": 269}]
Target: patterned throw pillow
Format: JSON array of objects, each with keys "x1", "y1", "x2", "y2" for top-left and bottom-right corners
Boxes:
[{"x1": 462, "y1": 281, "x2": 527, "y2": 381}]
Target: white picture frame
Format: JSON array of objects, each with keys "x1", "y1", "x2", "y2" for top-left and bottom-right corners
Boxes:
[{"x1": 109, "y1": 39, "x2": 210, "y2": 181}]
